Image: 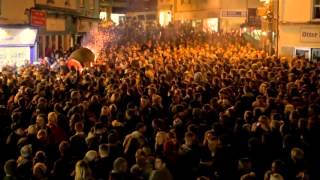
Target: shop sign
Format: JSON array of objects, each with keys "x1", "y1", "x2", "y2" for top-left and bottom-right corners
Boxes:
[
  {"x1": 221, "y1": 10, "x2": 247, "y2": 17},
  {"x1": 31, "y1": 9, "x2": 46, "y2": 27},
  {"x1": 301, "y1": 28, "x2": 320, "y2": 43}
]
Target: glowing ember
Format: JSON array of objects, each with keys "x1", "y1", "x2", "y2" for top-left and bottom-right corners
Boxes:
[{"x1": 81, "y1": 22, "x2": 117, "y2": 62}]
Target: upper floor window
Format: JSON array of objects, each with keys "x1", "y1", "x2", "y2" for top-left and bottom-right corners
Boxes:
[
  {"x1": 80, "y1": 0, "x2": 85, "y2": 7},
  {"x1": 314, "y1": 0, "x2": 320, "y2": 19},
  {"x1": 0, "y1": 0, "x2": 2, "y2": 16},
  {"x1": 89, "y1": 0, "x2": 95, "y2": 10},
  {"x1": 47, "y1": 0, "x2": 55, "y2": 4},
  {"x1": 181, "y1": 0, "x2": 191, "y2": 5},
  {"x1": 65, "y1": 0, "x2": 70, "y2": 6}
]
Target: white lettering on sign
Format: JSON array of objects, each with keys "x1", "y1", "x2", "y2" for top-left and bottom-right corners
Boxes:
[{"x1": 301, "y1": 28, "x2": 320, "y2": 43}]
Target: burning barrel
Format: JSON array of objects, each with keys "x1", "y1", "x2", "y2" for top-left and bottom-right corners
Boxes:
[{"x1": 67, "y1": 48, "x2": 95, "y2": 71}]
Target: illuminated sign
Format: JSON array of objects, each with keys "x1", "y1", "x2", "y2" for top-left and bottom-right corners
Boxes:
[
  {"x1": 0, "y1": 28, "x2": 38, "y2": 46},
  {"x1": 0, "y1": 47, "x2": 30, "y2": 68},
  {"x1": 301, "y1": 28, "x2": 320, "y2": 43},
  {"x1": 221, "y1": 10, "x2": 247, "y2": 17}
]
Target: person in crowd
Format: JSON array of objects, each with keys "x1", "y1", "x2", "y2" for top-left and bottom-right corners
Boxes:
[
  {"x1": 149, "y1": 156, "x2": 173, "y2": 180},
  {"x1": 3, "y1": 159, "x2": 20, "y2": 180},
  {"x1": 74, "y1": 160, "x2": 94, "y2": 180}
]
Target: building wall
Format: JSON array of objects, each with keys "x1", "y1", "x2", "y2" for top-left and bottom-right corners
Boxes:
[
  {"x1": 279, "y1": 0, "x2": 312, "y2": 23},
  {"x1": 220, "y1": 0, "x2": 261, "y2": 32},
  {"x1": 35, "y1": 0, "x2": 77, "y2": 9},
  {"x1": 128, "y1": 0, "x2": 157, "y2": 12},
  {"x1": 0, "y1": 0, "x2": 34, "y2": 25},
  {"x1": 174, "y1": 0, "x2": 220, "y2": 20},
  {"x1": 35, "y1": 0, "x2": 100, "y2": 57},
  {"x1": 278, "y1": 0, "x2": 320, "y2": 59},
  {"x1": 176, "y1": 0, "x2": 219, "y2": 12}
]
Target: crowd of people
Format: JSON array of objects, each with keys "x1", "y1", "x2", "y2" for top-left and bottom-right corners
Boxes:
[{"x1": 0, "y1": 23, "x2": 320, "y2": 180}]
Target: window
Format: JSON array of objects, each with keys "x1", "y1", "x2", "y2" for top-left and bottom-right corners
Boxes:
[
  {"x1": 65, "y1": 0, "x2": 70, "y2": 6},
  {"x1": 0, "y1": 0, "x2": 2, "y2": 16},
  {"x1": 47, "y1": 0, "x2": 55, "y2": 4},
  {"x1": 80, "y1": 0, "x2": 85, "y2": 7},
  {"x1": 89, "y1": 0, "x2": 95, "y2": 10},
  {"x1": 315, "y1": 0, "x2": 320, "y2": 19}
]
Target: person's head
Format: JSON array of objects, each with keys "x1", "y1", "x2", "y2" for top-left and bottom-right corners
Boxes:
[
  {"x1": 140, "y1": 96, "x2": 150, "y2": 108},
  {"x1": 240, "y1": 172, "x2": 256, "y2": 180},
  {"x1": 155, "y1": 131, "x2": 168, "y2": 146},
  {"x1": 33, "y1": 163, "x2": 47, "y2": 179},
  {"x1": 238, "y1": 158, "x2": 252, "y2": 173},
  {"x1": 74, "y1": 121, "x2": 84, "y2": 133},
  {"x1": 36, "y1": 114, "x2": 46, "y2": 129},
  {"x1": 37, "y1": 129, "x2": 47, "y2": 142},
  {"x1": 98, "y1": 144, "x2": 109, "y2": 158},
  {"x1": 184, "y1": 131, "x2": 196, "y2": 146},
  {"x1": 291, "y1": 147, "x2": 304, "y2": 163},
  {"x1": 84, "y1": 150, "x2": 98, "y2": 163},
  {"x1": 94, "y1": 122, "x2": 106, "y2": 136},
  {"x1": 168, "y1": 130, "x2": 177, "y2": 144},
  {"x1": 27, "y1": 124, "x2": 37, "y2": 136},
  {"x1": 154, "y1": 156, "x2": 167, "y2": 170},
  {"x1": 136, "y1": 122, "x2": 147, "y2": 134},
  {"x1": 269, "y1": 173, "x2": 284, "y2": 180},
  {"x1": 207, "y1": 136, "x2": 219, "y2": 152},
  {"x1": 59, "y1": 141, "x2": 71, "y2": 156},
  {"x1": 20, "y1": 144, "x2": 32, "y2": 159},
  {"x1": 113, "y1": 157, "x2": 128, "y2": 173},
  {"x1": 100, "y1": 106, "x2": 110, "y2": 116},
  {"x1": 4, "y1": 159, "x2": 17, "y2": 176},
  {"x1": 47, "y1": 112, "x2": 58, "y2": 126},
  {"x1": 33, "y1": 151, "x2": 46, "y2": 164},
  {"x1": 75, "y1": 160, "x2": 92, "y2": 180},
  {"x1": 271, "y1": 160, "x2": 286, "y2": 174}
]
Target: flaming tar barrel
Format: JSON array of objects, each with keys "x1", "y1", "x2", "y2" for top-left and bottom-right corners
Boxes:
[{"x1": 67, "y1": 48, "x2": 95, "y2": 72}]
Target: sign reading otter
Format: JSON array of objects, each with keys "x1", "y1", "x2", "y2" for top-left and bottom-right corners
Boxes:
[{"x1": 301, "y1": 28, "x2": 320, "y2": 43}]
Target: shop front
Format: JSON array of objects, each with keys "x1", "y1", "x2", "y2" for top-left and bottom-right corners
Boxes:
[
  {"x1": 0, "y1": 27, "x2": 38, "y2": 68},
  {"x1": 279, "y1": 25, "x2": 320, "y2": 61}
]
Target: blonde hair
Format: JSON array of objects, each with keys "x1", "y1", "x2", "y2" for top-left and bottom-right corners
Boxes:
[
  {"x1": 75, "y1": 160, "x2": 92, "y2": 180},
  {"x1": 48, "y1": 112, "x2": 58, "y2": 126},
  {"x1": 33, "y1": 162, "x2": 47, "y2": 178}
]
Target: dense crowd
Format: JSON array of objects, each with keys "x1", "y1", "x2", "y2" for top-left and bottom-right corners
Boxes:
[{"x1": 0, "y1": 25, "x2": 320, "y2": 180}]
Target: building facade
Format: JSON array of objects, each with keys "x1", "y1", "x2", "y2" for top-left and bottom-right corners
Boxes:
[
  {"x1": 0, "y1": 0, "x2": 34, "y2": 25},
  {"x1": 99, "y1": 0, "x2": 128, "y2": 24},
  {"x1": 157, "y1": 0, "x2": 261, "y2": 32},
  {"x1": 126, "y1": 0, "x2": 157, "y2": 25},
  {"x1": 220, "y1": 0, "x2": 261, "y2": 32},
  {"x1": 277, "y1": 0, "x2": 320, "y2": 61},
  {"x1": 34, "y1": 0, "x2": 100, "y2": 58},
  {"x1": 174, "y1": 0, "x2": 220, "y2": 31}
]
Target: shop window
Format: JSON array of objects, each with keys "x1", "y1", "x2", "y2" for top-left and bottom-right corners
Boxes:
[
  {"x1": 314, "y1": 0, "x2": 320, "y2": 19},
  {"x1": 312, "y1": 48, "x2": 320, "y2": 62}
]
